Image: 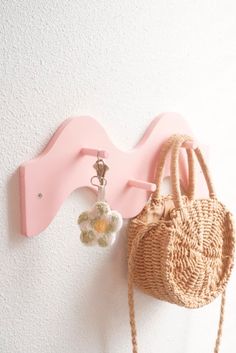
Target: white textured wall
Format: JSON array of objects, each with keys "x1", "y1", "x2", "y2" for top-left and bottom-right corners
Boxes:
[{"x1": 1, "y1": 1, "x2": 236, "y2": 353}]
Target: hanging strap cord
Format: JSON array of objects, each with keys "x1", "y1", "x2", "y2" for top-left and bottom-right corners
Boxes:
[{"x1": 128, "y1": 223, "x2": 156, "y2": 353}]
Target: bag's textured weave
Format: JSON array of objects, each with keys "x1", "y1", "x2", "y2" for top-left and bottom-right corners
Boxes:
[{"x1": 127, "y1": 135, "x2": 235, "y2": 353}]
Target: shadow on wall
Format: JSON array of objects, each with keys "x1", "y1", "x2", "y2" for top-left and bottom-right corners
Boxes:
[
  {"x1": 7, "y1": 169, "x2": 27, "y2": 247},
  {"x1": 76, "y1": 223, "x2": 129, "y2": 352}
]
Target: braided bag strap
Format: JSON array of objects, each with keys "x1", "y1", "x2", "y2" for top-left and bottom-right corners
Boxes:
[
  {"x1": 128, "y1": 135, "x2": 191, "y2": 353},
  {"x1": 128, "y1": 135, "x2": 181, "y2": 353},
  {"x1": 128, "y1": 225, "x2": 145, "y2": 353},
  {"x1": 214, "y1": 291, "x2": 226, "y2": 353},
  {"x1": 170, "y1": 135, "x2": 226, "y2": 353}
]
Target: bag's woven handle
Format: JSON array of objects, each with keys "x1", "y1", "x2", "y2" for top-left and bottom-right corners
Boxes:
[
  {"x1": 152, "y1": 134, "x2": 195, "y2": 201},
  {"x1": 170, "y1": 135, "x2": 216, "y2": 210}
]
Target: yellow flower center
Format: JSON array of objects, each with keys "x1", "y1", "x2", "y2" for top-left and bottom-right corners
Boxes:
[{"x1": 93, "y1": 219, "x2": 108, "y2": 233}]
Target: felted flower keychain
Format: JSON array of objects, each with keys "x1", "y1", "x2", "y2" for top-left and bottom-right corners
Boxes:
[{"x1": 77, "y1": 153, "x2": 123, "y2": 247}]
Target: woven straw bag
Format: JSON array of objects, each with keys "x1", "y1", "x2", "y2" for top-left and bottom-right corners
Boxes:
[{"x1": 127, "y1": 134, "x2": 235, "y2": 353}]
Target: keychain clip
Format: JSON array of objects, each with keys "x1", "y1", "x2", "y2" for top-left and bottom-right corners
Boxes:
[{"x1": 90, "y1": 152, "x2": 109, "y2": 187}]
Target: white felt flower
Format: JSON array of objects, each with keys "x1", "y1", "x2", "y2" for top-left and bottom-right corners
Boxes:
[{"x1": 78, "y1": 201, "x2": 123, "y2": 247}]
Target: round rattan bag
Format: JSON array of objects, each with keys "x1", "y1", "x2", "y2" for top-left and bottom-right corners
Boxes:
[{"x1": 127, "y1": 134, "x2": 235, "y2": 353}]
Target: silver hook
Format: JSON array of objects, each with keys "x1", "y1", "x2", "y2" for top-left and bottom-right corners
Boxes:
[
  {"x1": 90, "y1": 151, "x2": 109, "y2": 188},
  {"x1": 92, "y1": 155, "x2": 109, "y2": 186}
]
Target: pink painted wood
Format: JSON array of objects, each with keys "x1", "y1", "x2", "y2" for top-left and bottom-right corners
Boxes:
[{"x1": 19, "y1": 113, "x2": 207, "y2": 236}]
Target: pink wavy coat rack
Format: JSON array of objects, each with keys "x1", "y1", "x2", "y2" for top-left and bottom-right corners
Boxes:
[{"x1": 19, "y1": 113, "x2": 207, "y2": 236}]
